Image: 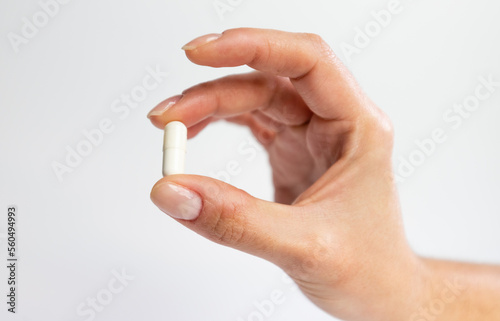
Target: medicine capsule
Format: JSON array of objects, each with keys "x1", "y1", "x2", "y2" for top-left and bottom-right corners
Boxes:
[{"x1": 163, "y1": 121, "x2": 187, "y2": 176}]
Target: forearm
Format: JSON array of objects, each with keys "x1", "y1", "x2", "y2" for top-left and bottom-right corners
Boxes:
[{"x1": 415, "y1": 258, "x2": 500, "y2": 321}]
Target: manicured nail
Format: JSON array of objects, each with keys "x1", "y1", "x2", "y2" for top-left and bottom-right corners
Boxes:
[
  {"x1": 147, "y1": 95, "x2": 183, "y2": 118},
  {"x1": 182, "y1": 33, "x2": 222, "y2": 51},
  {"x1": 151, "y1": 183, "x2": 202, "y2": 220}
]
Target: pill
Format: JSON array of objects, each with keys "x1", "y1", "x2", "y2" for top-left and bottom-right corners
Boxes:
[{"x1": 162, "y1": 121, "x2": 187, "y2": 176}]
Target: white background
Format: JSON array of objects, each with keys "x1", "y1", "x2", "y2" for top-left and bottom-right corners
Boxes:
[{"x1": 1, "y1": 0, "x2": 499, "y2": 320}]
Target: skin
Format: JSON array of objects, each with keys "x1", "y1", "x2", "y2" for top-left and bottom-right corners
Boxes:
[{"x1": 148, "y1": 28, "x2": 500, "y2": 321}]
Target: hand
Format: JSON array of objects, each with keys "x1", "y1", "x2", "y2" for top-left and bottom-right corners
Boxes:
[{"x1": 147, "y1": 28, "x2": 500, "y2": 321}]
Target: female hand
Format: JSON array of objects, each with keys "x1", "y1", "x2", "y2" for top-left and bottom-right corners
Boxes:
[{"x1": 148, "y1": 28, "x2": 500, "y2": 321}]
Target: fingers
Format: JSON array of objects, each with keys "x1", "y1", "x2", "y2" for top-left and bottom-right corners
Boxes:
[
  {"x1": 186, "y1": 117, "x2": 214, "y2": 139},
  {"x1": 225, "y1": 114, "x2": 277, "y2": 146},
  {"x1": 182, "y1": 28, "x2": 368, "y2": 121},
  {"x1": 251, "y1": 111, "x2": 286, "y2": 133},
  {"x1": 148, "y1": 72, "x2": 311, "y2": 130},
  {"x1": 150, "y1": 174, "x2": 302, "y2": 266}
]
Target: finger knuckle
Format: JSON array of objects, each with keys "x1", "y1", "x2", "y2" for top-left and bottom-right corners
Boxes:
[
  {"x1": 303, "y1": 32, "x2": 324, "y2": 46},
  {"x1": 302, "y1": 33, "x2": 334, "y2": 58},
  {"x1": 204, "y1": 193, "x2": 247, "y2": 246},
  {"x1": 370, "y1": 109, "x2": 395, "y2": 149},
  {"x1": 356, "y1": 104, "x2": 394, "y2": 156}
]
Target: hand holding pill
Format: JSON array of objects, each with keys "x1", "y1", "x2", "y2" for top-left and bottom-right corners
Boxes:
[{"x1": 147, "y1": 28, "x2": 500, "y2": 321}]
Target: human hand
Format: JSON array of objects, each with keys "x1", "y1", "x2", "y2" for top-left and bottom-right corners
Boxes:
[{"x1": 147, "y1": 28, "x2": 428, "y2": 320}]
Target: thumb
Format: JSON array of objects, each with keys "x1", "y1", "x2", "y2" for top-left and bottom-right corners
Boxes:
[{"x1": 150, "y1": 174, "x2": 299, "y2": 265}]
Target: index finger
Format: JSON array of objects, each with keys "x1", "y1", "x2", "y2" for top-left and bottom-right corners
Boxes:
[{"x1": 182, "y1": 28, "x2": 367, "y2": 121}]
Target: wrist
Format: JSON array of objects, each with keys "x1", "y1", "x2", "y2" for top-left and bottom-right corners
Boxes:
[{"x1": 376, "y1": 253, "x2": 431, "y2": 321}]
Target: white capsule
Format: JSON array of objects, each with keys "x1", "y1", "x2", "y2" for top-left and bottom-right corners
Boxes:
[{"x1": 162, "y1": 121, "x2": 187, "y2": 176}]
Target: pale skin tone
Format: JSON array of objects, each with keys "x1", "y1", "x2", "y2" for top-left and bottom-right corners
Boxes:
[{"x1": 147, "y1": 28, "x2": 500, "y2": 321}]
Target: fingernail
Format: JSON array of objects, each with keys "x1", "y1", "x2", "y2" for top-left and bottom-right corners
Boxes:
[
  {"x1": 182, "y1": 33, "x2": 222, "y2": 51},
  {"x1": 151, "y1": 183, "x2": 202, "y2": 220},
  {"x1": 147, "y1": 95, "x2": 183, "y2": 118}
]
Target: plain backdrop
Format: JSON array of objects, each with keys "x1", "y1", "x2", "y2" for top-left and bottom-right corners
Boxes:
[{"x1": 1, "y1": 0, "x2": 499, "y2": 320}]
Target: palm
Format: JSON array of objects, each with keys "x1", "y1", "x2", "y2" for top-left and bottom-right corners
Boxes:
[
  {"x1": 214, "y1": 73, "x2": 349, "y2": 204},
  {"x1": 264, "y1": 124, "x2": 324, "y2": 204},
  {"x1": 267, "y1": 125, "x2": 317, "y2": 203}
]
